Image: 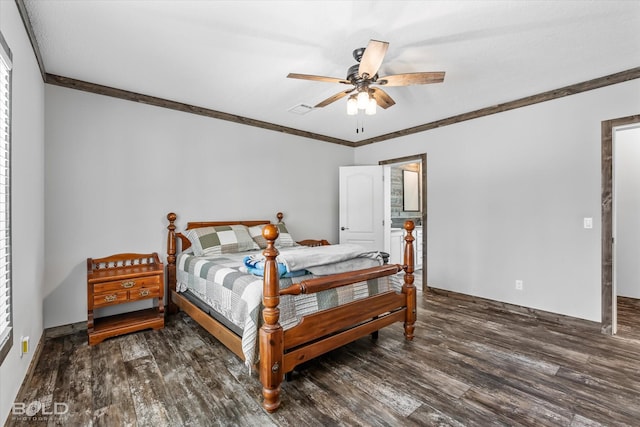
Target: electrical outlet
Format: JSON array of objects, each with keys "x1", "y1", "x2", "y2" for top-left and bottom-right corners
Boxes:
[
  {"x1": 584, "y1": 218, "x2": 593, "y2": 229},
  {"x1": 515, "y1": 280, "x2": 523, "y2": 290},
  {"x1": 20, "y1": 336, "x2": 29, "y2": 357}
]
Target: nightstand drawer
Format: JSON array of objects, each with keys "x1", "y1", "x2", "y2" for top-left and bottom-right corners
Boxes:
[
  {"x1": 93, "y1": 275, "x2": 160, "y2": 293},
  {"x1": 93, "y1": 290, "x2": 128, "y2": 308},
  {"x1": 129, "y1": 285, "x2": 161, "y2": 302}
]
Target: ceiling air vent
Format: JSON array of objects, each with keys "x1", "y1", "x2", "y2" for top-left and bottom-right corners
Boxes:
[{"x1": 288, "y1": 104, "x2": 314, "y2": 115}]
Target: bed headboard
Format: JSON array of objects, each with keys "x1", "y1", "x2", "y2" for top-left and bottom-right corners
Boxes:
[{"x1": 167, "y1": 212, "x2": 283, "y2": 252}]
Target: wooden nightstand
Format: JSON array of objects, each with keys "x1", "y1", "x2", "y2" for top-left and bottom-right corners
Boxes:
[{"x1": 87, "y1": 252, "x2": 164, "y2": 345}]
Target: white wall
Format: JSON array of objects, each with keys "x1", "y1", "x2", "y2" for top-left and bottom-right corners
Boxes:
[
  {"x1": 0, "y1": 0, "x2": 46, "y2": 423},
  {"x1": 356, "y1": 79, "x2": 640, "y2": 322},
  {"x1": 615, "y1": 126, "x2": 640, "y2": 299},
  {"x1": 44, "y1": 85, "x2": 353, "y2": 328}
]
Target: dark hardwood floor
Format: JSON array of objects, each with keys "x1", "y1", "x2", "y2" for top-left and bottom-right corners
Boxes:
[
  {"x1": 6, "y1": 286, "x2": 640, "y2": 426},
  {"x1": 617, "y1": 296, "x2": 640, "y2": 341}
]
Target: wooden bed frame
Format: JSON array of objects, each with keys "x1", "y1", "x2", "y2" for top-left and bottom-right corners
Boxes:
[{"x1": 165, "y1": 212, "x2": 416, "y2": 412}]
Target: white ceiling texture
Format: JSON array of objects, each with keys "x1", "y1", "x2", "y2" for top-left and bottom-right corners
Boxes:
[{"x1": 21, "y1": 0, "x2": 640, "y2": 144}]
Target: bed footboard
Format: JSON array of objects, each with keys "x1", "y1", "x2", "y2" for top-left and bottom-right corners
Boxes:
[{"x1": 259, "y1": 220, "x2": 416, "y2": 412}]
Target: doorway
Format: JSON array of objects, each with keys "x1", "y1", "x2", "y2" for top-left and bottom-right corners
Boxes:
[
  {"x1": 601, "y1": 114, "x2": 640, "y2": 335},
  {"x1": 380, "y1": 154, "x2": 427, "y2": 291}
]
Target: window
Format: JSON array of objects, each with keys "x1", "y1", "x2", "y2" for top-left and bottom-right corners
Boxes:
[{"x1": 0, "y1": 31, "x2": 12, "y2": 365}]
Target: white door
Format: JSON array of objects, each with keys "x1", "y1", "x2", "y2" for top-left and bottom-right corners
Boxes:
[{"x1": 339, "y1": 166, "x2": 384, "y2": 250}]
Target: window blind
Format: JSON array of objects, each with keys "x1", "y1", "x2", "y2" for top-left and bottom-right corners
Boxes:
[{"x1": 0, "y1": 31, "x2": 12, "y2": 365}]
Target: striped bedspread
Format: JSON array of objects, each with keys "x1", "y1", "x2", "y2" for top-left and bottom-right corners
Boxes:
[{"x1": 176, "y1": 245, "x2": 402, "y2": 366}]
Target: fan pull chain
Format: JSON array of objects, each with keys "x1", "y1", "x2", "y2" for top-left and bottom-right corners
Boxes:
[{"x1": 355, "y1": 115, "x2": 365, "y2": 134}]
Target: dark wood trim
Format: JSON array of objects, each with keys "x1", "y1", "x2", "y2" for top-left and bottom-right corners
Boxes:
[
  {"x1": 43, "y1": 67, "x2": 640, "y2": 148},
  {"x1": 380, "y1": 153, "x2": 428, "y2": 291},
  {"x1": 379, "y1": 154, "x2": 424, "y2": 166},
  {"x1": 44, "y1": 73, "x2": 353, "y2": 147},
  {"x1": 601, "y1": 114, "x2": 640, "y2": 335},
  {"x1": 14, "y1": 0, "x2": 46, "y2": 81},
  {"x1": 11, "y1": 2, "x2": 640, "y2": 148},
  {"x1": 14, "y1": 0, "x2": 640, "y2": 150},
  {"x1": 355, "y1": 67, "x2": 640, "y2": 147}
]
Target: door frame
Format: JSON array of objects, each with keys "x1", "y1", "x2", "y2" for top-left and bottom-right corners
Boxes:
[
  {"x1": 338, "y1": 165, "x2": 384, "y2": 250},
  {"x1": 380, "y1": 153, "x2": 427, "y2": 291},
  {"x1": 601, "y1": 114, "x2": 640, "y2": 334}
]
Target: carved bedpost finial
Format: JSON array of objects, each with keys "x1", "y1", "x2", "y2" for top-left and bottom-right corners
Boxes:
[
  {"x1": 404, "y1": 219, "x2": 415, "y2": 232},
  {"x1": 276, "y1": 212, "x2": 284, "y2": 223},
  {"x1": 263, "y1": 223, "x2": 279, "y2": 243},
  {"x1": 402, "y1": 220, "x2": 416, "y2": 341},
  {"x1": 260, "y1": 224, "x2": 284, "y2": 412}
]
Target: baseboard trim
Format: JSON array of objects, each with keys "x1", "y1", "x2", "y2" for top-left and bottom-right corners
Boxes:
[
  {"x1": 427, "y1": 287, "x2": 601, "y2": 332},
  {"x1": 44, "y1": 321, "x2": 87, "y2": 339},
  {"x1": 20, "y1": 332, "x2": 44, "y2": 388}
]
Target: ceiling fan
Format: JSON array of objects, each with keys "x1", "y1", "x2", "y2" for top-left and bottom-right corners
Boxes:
[{"x1": 287, "y1": 39, "x2": 445, "y2": 114}]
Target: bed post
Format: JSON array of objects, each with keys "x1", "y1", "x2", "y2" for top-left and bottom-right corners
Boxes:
[
  {"x1": 259, "y1": 224, "x2": 284, "y2": 412},
  {"x1": 166, "y1": 212, "x2": 179, "y2": 315},
  {"x1": 402, "y1": 220, "x2": 416, "y2": 340}
]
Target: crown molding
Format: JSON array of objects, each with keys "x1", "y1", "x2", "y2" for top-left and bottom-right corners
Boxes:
[
  {"x1": 17, "y1": 2, "x2": 639, "y2": 148},
  {"x1": 354, "y1": 67, "x2": 640, "y2": 147},
  {"x1": 45, "y1": 74, "x2": 354, "y2": 147},
  {"x1": 46, "y1": 67, "x2": 640, "y2": 149}
]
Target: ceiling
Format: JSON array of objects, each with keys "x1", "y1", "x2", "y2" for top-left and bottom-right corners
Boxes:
[{"x1": 21, "y1": 0, "x2": 640, "y2": 145}]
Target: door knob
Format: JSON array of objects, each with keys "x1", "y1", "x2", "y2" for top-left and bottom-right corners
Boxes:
[{"x1": 340, "y1": 226, "x2": 349, "y2": 231}]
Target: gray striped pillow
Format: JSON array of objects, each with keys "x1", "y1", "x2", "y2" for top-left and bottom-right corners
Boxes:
[
  {"x1": 249, "y1": 223, "x2": 296, "y2": 249},
  {"x1": 186, "y1": 225, "x2": 259, "y2": 256}
]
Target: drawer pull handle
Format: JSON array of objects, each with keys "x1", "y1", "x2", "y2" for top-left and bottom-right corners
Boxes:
[
  {"x1": 104, "y1": 295, "x2": 117, "y2": 303},
  {"x1": 139, "y1": 289, "x2": 150, "y2": 297},
  {"x1": 121, "y1": 281, "x2": 135, "y2": 288}
]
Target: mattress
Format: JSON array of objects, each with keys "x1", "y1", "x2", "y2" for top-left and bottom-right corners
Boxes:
[{"x1": 176, "y1": 245, "x2": 402, "y2": 366}]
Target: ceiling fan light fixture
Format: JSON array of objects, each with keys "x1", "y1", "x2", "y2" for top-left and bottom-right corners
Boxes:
[
  {"x1": 357, "y1": 90, "x2": 369, "y2": 109},
  {"x1": 347, "y1": 95, "x2": 358, "y2": 115},
  {"x1": 287, "y1": 39, "x2": 445, "y2": 117},
  {"x1": 365, "y1": 96, "x2": 377, "y2": 115}
]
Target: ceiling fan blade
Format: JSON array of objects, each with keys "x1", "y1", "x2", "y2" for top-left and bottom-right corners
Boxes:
[
  {"x1": 287, "y1": 73, "x2": 351, "y2": 85},
  {"x1": 315, "y1": 88, "x2": 355, "y2": 108},
  {"x1": 376, "y1": 72, "x2": 445, "y2": 86},
  {"x1": 358, "y1": 40, "x2": 389, "y2": 79},
  {"x1": 370, "y1": 87, "x2": 395, "y2": 109}
]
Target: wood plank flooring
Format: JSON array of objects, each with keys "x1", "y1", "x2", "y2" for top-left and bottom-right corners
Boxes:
[
  {"x1": 6, "y1": 289, "x2": 640, "y2": 426},
  {"x1": 617, "y1": 296, "x2": 640, "y2": 341}
]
